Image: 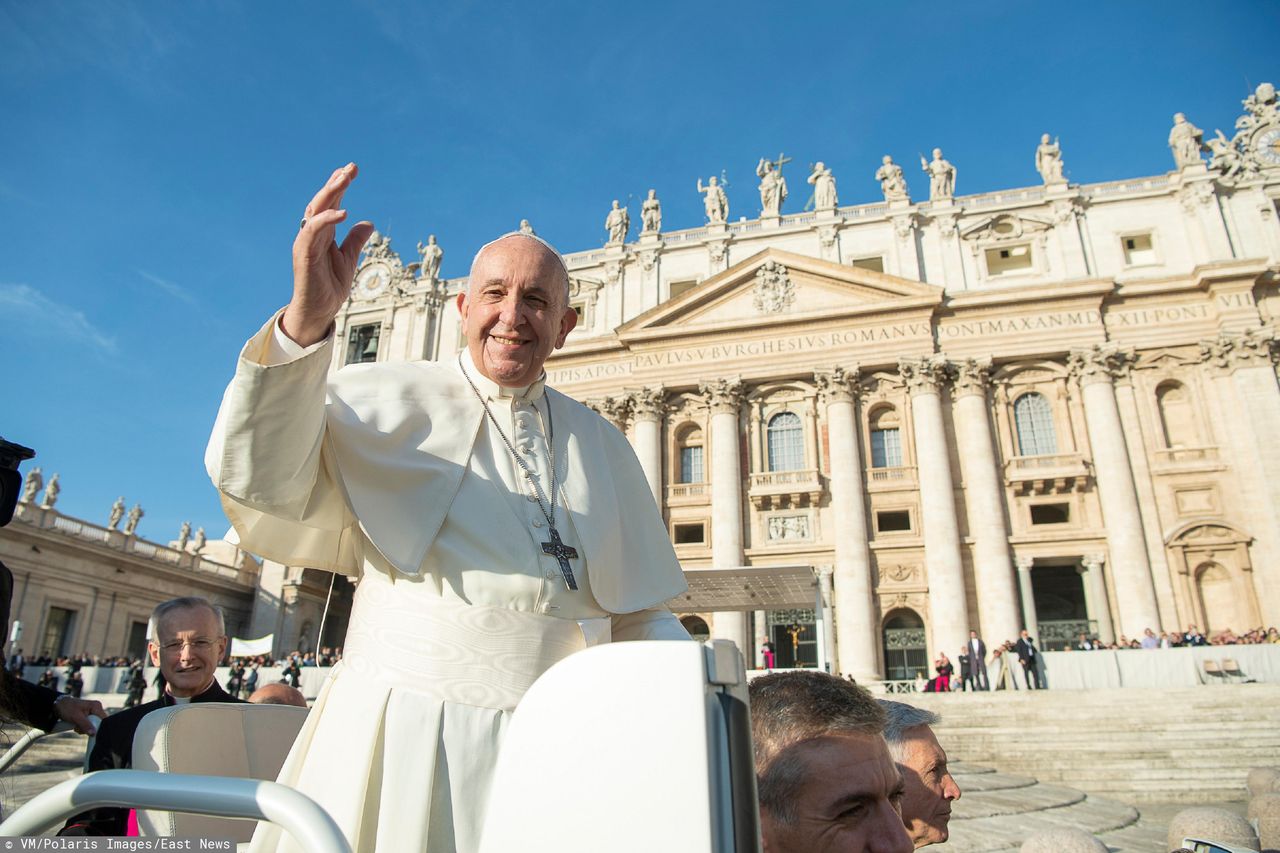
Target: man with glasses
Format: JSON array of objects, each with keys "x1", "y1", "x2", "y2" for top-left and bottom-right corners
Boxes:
[{"x1": 60, "y1": 596, "x2": 243, "y2": 836}]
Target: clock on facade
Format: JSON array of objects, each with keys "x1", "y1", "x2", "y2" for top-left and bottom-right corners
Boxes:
[
  {"x1": 355, "y1": 262, "x2": 392, "y2": 299},
  {"x1": 1254, "y1": 127, "x2": 1280, "y2": 167}
]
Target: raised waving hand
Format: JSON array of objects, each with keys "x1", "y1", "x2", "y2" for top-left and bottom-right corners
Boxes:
[{"x1": 282, "y1": 163, "x2": 376, "y2": 346}]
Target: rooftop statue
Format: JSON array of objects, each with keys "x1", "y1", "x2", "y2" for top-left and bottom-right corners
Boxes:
[
  {"x1": 107, "y1": 497, "x2": 125, "y2": 530},
  {"x1": 604, "y1": 200, "x2": 630, "y2": 244},
  {"x1": 40, "y1": 473, "x2": 60, "y2": 509},
  {"x1": 807, "y1": 161, "x2": 838, "y2": 210},
  {"x1": 1035, "y1": 133, "x2": 1065, "y2": 184},
  {"x1": 875, "y1": 155, "x2": 910, "y2": 203},
  {"x1": 123, "y1": 504, "x2": 143, "y2": 536},
  {"x1": 416, "y1": 235, "x2": 443, "y2": 282},
  {"x1": 20, "y1": 467, "x2": 41, "y2": 504},
  {"x1": 641, "y1": 189, "x2": 661, "y2": 234},
  {"x1": 920, "y1": 148, "x2": 956, "y2": 202},
  {"x1": 756, "y1": 155, "x2": 790, "y2": 216},
  {"x1": 1168, "y1": 112, "x2": 1206, "y2": 169},
  {"x1": 696, "y1": 175, "x2": 728, "y2": 225}
]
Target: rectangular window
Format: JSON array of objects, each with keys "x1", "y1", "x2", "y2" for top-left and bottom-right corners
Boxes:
[
  {"x1": 40, "y1": 607, "x2": 75, "y2": 658},
  {"x1": 668, "y1": 279, "x2": 699, "y2": 300},
  {"x1": 679, "y1": 446, "x2": 704, "y2": 484},
  {"x1": 849, "y1": 256, "x2": 885, "y2": 273},
  {"x1": 876, "y1": 510, "x2": 912, "y2": 533},
  {"x1": 673, "y1": 522, "x2": 706, "y2": 545},
  {"x1": 1030, "y1": 503, "x2": 1071, "y2": 525},
  {"x1": 985, "y1": 244, "x2": 1033, "y2": 276},
  {"x1": 126, "y1": 621, "x2": 149, "y2": 660},
  {"x1": 1121, "y1": 233, "x2": 1156, "y2": 266},
  {"x1": 870, "y1": 428, "x2": 902, "y2": 468},
  {"x1": 346, "y1": 324, "x2": 381, "y2": 365}
]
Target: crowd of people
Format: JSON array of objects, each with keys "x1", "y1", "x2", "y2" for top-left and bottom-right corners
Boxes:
[
  {"x1": 917, "y1": 622, "x2": 1279, "y2": 693},
  {"x1": 1072, "y1": 624, "x2": 1280, "y2": 650}
]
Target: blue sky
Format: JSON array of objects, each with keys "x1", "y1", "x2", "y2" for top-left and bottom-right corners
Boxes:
[{"x1": 2, "y1": 1, "x2": 1276, "y2": 546}]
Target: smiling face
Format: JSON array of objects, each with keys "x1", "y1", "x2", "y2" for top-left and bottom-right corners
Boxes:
[
  {"x1": 147, "y1": 605, "x2": 227, "y2": 698},
  {"x1": 895, "y1": 725, "x2": 961, "y2": 847},
  {"x1": 457, "y1": 235, "x2": 576, "y2": 388},
  {"x1": 760, "y1": 734, "x2": 913, "y2": 853}
]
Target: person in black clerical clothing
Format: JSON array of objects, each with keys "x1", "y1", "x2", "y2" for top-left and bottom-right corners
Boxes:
[{"x1": 60, "y1": 596, "x2": 243, "y2": 837}]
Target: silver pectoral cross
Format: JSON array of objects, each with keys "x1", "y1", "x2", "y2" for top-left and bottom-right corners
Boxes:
[{"x1": 541, "y1": 527, "x2": 579, "y2": 591}]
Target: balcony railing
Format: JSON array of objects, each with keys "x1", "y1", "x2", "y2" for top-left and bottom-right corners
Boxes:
[
  {"x1": 1152, "y1": 446, "x2": 1220, "y2": 469},
  {"x1": 666, "y1": 482, "x2": 708, "y2": 506},
  {"x1": 867, "y1": 465, "x2": 916, "y2": 484},
  {"x1": 748, "y1": 468, "x2": 824, "y2": 510},
  {"x1": 1004, "y1": 453, "x2": 1090, "y2": 495}
]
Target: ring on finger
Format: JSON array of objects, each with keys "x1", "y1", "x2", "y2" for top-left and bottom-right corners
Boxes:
[{"x1": 299, "y1": 218, "x2": 307, "y2": 230}]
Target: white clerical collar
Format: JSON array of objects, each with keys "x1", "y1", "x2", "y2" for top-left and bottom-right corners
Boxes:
[{"x1": 458, "y1": 349, "x2": 547, "y2": 403}]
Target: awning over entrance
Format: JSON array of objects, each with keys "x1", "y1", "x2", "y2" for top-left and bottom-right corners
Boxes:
[{"x1": 668, "y1": 564, "x2": 817, "y2": 613}]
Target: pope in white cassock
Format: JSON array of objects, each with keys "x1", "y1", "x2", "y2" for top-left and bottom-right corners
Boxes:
[{"x1": 205, "y1": 164, "x2": 690, "y2": 853}]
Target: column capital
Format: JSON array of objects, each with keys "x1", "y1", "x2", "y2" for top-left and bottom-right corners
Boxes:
[
  {"x1": 898, "y1": 356, "x2": 951, "y2": 396},
  {"x1": 951, "y1": 357, "x2": 992, "y2": 399},
  {"x1": 1067, "y1": 344, "x2": 1134, "y2": 386},
  {"x1": 588, "y1": 396, "x2": 632, "y2": 430},
  {"x1": 1081, "y1": 553, "x2": 1106, "y2": 572},
  {"x1": 1198, "y1": 328, "x2": 1279, "y2": 373},
  {"x1": 1015, "y1": 555, "x2": 1035, "y2": 572},
  {"x1": 814, "y1": 365, "x2": 861, "y2": 406},
  {"x1": 629, "y1": 385, "x2": 667, "y2": 422},
  {"x1": 699, "y1": 377, "x2": 746, "y2": 414}
]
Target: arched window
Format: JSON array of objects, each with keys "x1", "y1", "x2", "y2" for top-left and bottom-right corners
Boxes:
[
  {"x1": 882, "y1": 609, "x2": 927, "y2": 682},
  {"x1": 1014, "y1": 392, "x2": 1058, "y2": 456},
  {"x1": 676, "y1": 425, "x2": 704, "y2": 484},
  {"x1": 767, "y1": 411, "x2": 804, "y2": 471},
  {"x1": 869, "y1": 406, "x2": 902, "y2": 468},
  {"x1": 1156, "y1": 382, "x2": 1198, "y2": 448},
  {"x1": 679, "y1": 616, "x2": 710, "y2": 640}
]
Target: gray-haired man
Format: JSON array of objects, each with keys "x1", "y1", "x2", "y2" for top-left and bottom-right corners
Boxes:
[{"x1": 877, "y1": 700, "x2": 962, "y2": 848}]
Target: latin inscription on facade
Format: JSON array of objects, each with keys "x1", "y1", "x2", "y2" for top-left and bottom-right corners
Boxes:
[
  {"x1": 1105, "y1": 304, "x2": 1210, "y2": 327},
  {"x1": 937, "y1": 309, "x2": 1102, "y2": 340}
]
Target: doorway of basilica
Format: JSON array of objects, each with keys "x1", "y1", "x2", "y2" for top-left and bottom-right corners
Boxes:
[
  {"x1": 882, "y1": 609, "x2": 927, "y2": 681},
  {"x1": 1031, "y1": 563, "x2": 1090, "y2": 650},
  {"x1": 768, "y1": 609, "x2": 817, "y2": 668}
]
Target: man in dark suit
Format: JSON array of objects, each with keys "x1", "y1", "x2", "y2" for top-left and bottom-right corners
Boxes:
[
  {"x1": 1014, "y1": 629, "x2": 1043, "y2": 690},
  {"x1": 60, "y1": 596, "x2": 243, "y2": 836},
  {"x1": 957, "y1": 649, "x2": 973, "y2": 692},
  {"x1": 966, "y1": 630, "x2": 988, "y2": 691}
]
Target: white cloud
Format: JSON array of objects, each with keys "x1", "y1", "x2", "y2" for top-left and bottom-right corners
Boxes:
[
  {"x1": 0, "y1": 284, "x2": 118, "y2": 354},
  {"x1": 136, "y1": 269, "x2": 196, "y2": 305}
]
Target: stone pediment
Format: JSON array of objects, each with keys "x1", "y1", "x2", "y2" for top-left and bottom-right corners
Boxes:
[
  {"x1": 618, "y1": 249, "x2": 943, "y2": 337},
  {"x1": 960, "y1": 212, "x2": 1054, "y2": 243}
]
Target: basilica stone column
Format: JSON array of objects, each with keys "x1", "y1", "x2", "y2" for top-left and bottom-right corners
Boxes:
[
  {"x1": 1202, "y1": 331, "x2": 1280, "y2": 623},
  {"x1": 951, "y1": 358, "x2": 1021, "y2": 645},
  {"x1": 815, "y1": 367, "x2": 879, "y2": 681},
  {"x1": 1080, "y1": 554, "x2": 1116, "y2": 644},
  {"x1": 1068, "y1": 346, "x2": 1161, "y2": 637},
  {"x1": 700, "y1": 378, "x2": 751, "y2": 658},
  {"x1": 899, "y1": 357, "x2": 969, "y2": 655},
  {"x1": 816, "y1": 566, "x2": 836, "y2": 672},
  {"x1": 629, "y1": 386, "x2": 666, "y2": 503},
  {"x1": 1015, "y1": 555, "x2": 1038, "y2": 640}
]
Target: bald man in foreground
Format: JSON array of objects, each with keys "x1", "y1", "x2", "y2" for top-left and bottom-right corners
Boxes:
[
  {"x1": 206, "y1": 164, "x2": 688, "y2": 853},
  {"x1": 751, "y1": 671, "x2": 913, "y2": 853}
]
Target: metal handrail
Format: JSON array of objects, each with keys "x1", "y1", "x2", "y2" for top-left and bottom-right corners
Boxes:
[{"x1": 0, "y1": 770, "x2": 350, "y2": 853}]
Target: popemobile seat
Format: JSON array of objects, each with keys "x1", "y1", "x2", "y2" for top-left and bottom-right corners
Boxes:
[
  {"x1": 131, "y1": 702, "x2": 310, "y2": 841},
  {"x1": 479, "y1": 639, "x2": 761, "y2": 853}
]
